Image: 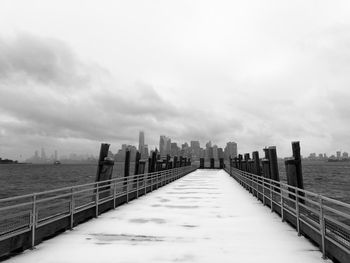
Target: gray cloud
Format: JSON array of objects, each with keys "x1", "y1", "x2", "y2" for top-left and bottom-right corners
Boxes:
[
  {"x1": 2, "y1": 18, "x2": 350, "y2": 159},
  {"x1": 0, "y1": 34, "x2": 240, "y2": 159}
]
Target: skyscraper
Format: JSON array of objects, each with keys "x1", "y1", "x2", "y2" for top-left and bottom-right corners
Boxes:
[
  {"x1": 138, "y1": 131, "x2": 145, "y2": 152},
  {"x1": 159, "y1": 135, "x2": 167, "y2": 157},
  {"x1": 224, "y1": 142, "x2": 238, "y2": 159},
  {"x1": 190, "y1": 141, "x2": 200, "y2": 159}
]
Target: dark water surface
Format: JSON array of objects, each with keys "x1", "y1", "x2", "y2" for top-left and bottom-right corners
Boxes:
[{"x1": 0, "y1": 161, "x2": 349, "y2": 204}]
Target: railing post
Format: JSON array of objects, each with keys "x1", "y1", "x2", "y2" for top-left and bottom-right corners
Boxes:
[
  {"x1": 262, "y1": 178, "x2": 266, "y2": 206},
  {"x1": 280, "y1": 189, "x2": 284, "y2": 222},
  {"x1": 319, "y1": 195, "x2": 326, "y2": 259},
  {"x1": 270, "y1": 181, "x2": 273, "y2": 212},
  {"x1": 95, "y1": 183, "x2": 99, "y2": 217},
  {"x1": 113, "y1": 180, "x2": 117, "y2": 209},
  {"x1": 296, "y1": 193, "x2": 300, "y2": 236},
  {"x1": 70, "y1": 187, "x2": 74, "y2": 229},
  {"x1": 31, "y1": 194, "x2": 37, "y2": 248},
  {"x1": 136, "y1": 174, "x2": 139, "y2": 198}
]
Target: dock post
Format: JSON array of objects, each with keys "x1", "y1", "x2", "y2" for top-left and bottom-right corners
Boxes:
[
  {"x1": 210, "y1": 158, "x2": 215, "y2": 169},
  {"x1": 262, "y1": 159, "x2": 270, "y2": 205},
  {"x1": 134, "y1": 151, "x2": 141, "y2": 196},
  {"x1": 166, "y1": 154, "x2": 170, "y2": 169},
  {"x1": 124, "y1": 150, "x2": 130, "y2": 202},
  {"x1": 252, "y1": 151, "x2": 261, "y2": 176},
  {"x1": 219, "y1": 158, "x2": 224, "y2": 169},
  {"x1": 95, "y1": 143, "x2": 110, "y2": 181},
  {"x1": 200, "y1": 158, "x2": 204, "y2": 168},
  {"x1": 139, "y1": 160, "x2": 146, "y2": 192},
  {"x1": 151, "y1": 151, "x2": 156, "y2": 173},
  {"x1": 148, "y1": 157, "x2": 152, "y2": 173},
  {"x1": 238, "y1": 154, "x2": 243, "y2": 170},
  {"x1": 134, "y1": 151, "x2": 141, "y2": 175},
  {"x1": 292, "y1": 141, "x2": 304, "y2": 189},
  {"x1": 285, "y1": 142, "x2": 304, "y2": 203},
  {"x1": 285, "y1": 158, "x2": 297, "y2": 199},
  {"x1": 174, "y1": 156, "x2": 178, "y2": 168},
  {"x1": 95, "y1": 143, "x2": 114, "y2": 199},
  {"x1": 267, "y1": 146, "x2": 279, "y2": 182}
]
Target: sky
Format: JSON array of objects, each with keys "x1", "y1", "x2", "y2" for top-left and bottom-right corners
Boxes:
[{"x1": 1, "y1": 0, "x2": 350, "y2": 160}]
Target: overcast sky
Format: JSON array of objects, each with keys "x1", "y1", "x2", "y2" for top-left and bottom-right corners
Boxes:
[{"x1": 1, "y1": 0, "x2": 350, "y2": 160}]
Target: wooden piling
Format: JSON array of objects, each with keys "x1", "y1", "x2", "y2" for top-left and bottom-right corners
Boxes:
[
  {"x1": 179, "y1": 156, "x2": 183, "y2": 167},
  {"x1": 262, "y1": 159, "x2": 270, "y2": 178},
  {"x1": 147, "y1": 157, "x2": 152, "y2": 173},
  {"x1": 134, "y1": 151, "x2": 141, "y2": 175},
  {"x1": 238, "y1": 154, "x2": 243, "y2": 170},
  {"x1": 285, "y1": 142, "x2": 304, "y2": 202},
  {"x1": 234, "y1": 157, "x2": 238, "y2": 168},
  {"x1": 174, "y1": 156, "x2": 178, "y2": 168},
  {"x1": 263, "y1": 147, "x2": 269, "y2": 159},
  {"x1": 166, "y1": 155, "x2": 170, "y2": 169},
  {"x1": 151, "y1": 151, "x2": 157, "y2": 173},
  {"x1": 200, "y1": 158, "x2": 204, "y2": 168},
  {"x1": 267, "y1": 146, "x2": 280, "y2": 181},
  {"x1": 292, "y1": 141, "x2": 304, "y2": 189},
  {"x1": 95, "y1": 143, "x2": 114, "y2": 199},
  {"x1": 124, "y1": 150, "x2": 130, "y2": 189},
  {"x1": 219, "y1": 158, "x2": 224, "y2": 169},
  {"x1": 210, "y1": 158, "x2": 215, "y2": 169},
  {"x1": 95, "y1": 143, "x2": 110, "y2": 182},
  {"x1": 156, "y1": 160, "x2": 162, "y2": 171},
  {"x1": 252, "y1": 151, "x2": 261, "y2": 176},
  {"x1": 285, "y1": 158, "x2": 298, "y2": 199}
]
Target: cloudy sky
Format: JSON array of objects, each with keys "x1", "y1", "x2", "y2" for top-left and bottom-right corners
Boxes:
[{"x1": 1, "y1": 0, "x2": 350, "y2": 160}]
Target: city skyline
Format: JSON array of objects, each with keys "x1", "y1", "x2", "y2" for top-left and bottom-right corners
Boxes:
[{"x1": 2, "y1": 132, "x2": 350, "y2": 162}]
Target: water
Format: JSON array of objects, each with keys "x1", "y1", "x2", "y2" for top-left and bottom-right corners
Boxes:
[{"x1": 0, "y1": 161, "x2": 349, "y2": 204}]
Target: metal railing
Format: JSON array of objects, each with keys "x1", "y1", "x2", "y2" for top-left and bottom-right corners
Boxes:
[
  {"x1": 225, "y1": 166, "x2": 350, "y2": 262},
  {"x1": 0, "y1": 165, "x2": 197, "y2": 254}
]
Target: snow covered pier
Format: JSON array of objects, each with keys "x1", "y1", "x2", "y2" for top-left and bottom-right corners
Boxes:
[{"x1": 4, "y1": 169, "x2": 331, "y2": 263}]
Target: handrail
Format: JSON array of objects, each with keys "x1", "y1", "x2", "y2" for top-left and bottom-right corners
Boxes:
[
  {"x1": 0, "y1": 165, "x2": 197, "y2": 251},
  {"x1": 225, "y1": 166, "x2": 350, "y2": 262}
]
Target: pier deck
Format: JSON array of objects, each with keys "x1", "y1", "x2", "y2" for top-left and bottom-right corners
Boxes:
[{"x1": 4, "y1": 170, "x2": 329, "y2": 263}]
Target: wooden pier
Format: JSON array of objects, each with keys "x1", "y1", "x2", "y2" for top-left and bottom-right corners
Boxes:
[{"x1": 0, "y1": 142, "x2": 349, "y2": 262}]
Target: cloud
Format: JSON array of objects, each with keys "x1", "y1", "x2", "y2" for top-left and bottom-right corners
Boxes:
[
  {"x1": 2, "y1": 22, "x2": 350, "y2": 160},
  {"x1": 0, "y1": 33, "x2": 240, "y2": 159}
]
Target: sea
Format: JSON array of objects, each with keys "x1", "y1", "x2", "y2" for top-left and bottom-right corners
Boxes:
[{"x1": 0, "y1": 161, "x2": 349, "y2": 204}]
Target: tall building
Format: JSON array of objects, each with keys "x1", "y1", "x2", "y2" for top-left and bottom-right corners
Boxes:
[
  {"x1": 217, "y1": 148, "x2": 224, "y2": 159},
  {"x1": 170, "y1": 142, "x2": 179, "y2": 156},
  {"x1": 212, "y1": 145, "x2": 218, "y2": 159},
  {"x1": 143, "y1": 144, "x2": 149, "y2": 158},
  {"x1": 190, "y1": 141, "x2": 200, "y2": 159},
  {"x1": 336, "y1": 151, "x2": 341, "y2": 159},
  {"x1": 159, "y1": 135, "x2": 170, "y2": 157},
  {"x1": 224, "y1": 142, "x2": 237, "y2": 159},
  {"x1": 138, "y1": 131, "x2": 145, "y2": 152},
  {"x1": 205, "y1": 141, "x2": 212, "y2": 158}
]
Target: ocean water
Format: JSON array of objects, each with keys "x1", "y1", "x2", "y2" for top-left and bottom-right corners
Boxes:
[{"x1": 0, "y1": 161, "x2": 349, "y2": 204}]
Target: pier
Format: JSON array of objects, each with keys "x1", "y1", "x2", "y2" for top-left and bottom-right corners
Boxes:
[
  {"x1": 1, "y1": 169, "x2": 334, "y2": 263},
  {"x1": 0, "y1": 143, "x2": 349, "y2": 263}
]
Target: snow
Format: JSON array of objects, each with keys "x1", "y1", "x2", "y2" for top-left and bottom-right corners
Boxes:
[{"x1": 5, "y1": 169, "x2": 330, "y2": 263}]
